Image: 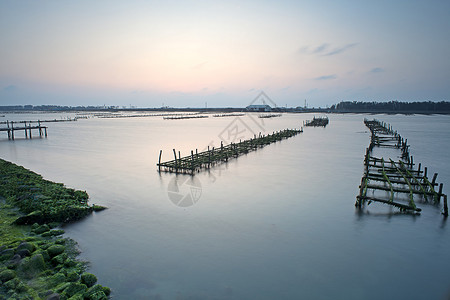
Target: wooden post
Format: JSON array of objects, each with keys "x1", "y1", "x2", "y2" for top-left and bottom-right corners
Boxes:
[
  {"x1": 191, "y1": 150, "x2": 195, "y2": 173},
  {"x1": 25, "y1": 121, "x2": 28, "y2": 138},
  {"x1": 438, "y1": 183, "x2": 443, "y2": 203},
  {"x1": 432, "y1": 173, "x2": 438, "y2": 186},
  {"x1": 208, "y1": 146, "x2": 211, "y2": 168},
  {"x1": 424, "y1": 167, "x2": 428, "y2": 178},
  {"x1": 39, "y1": 120, "x2": 42, "y2": 137},
  {"x1": 11, "y1": 121, "x2": 14, "y2": 140},
  {"x1": 158, "y1": 150, "x2": 162, "y2": 172},
  {"x1": 173, "y1": 149, "x2": 178, "y2": 173},
  {"x1": 410, "y1": 156, "x2": 413, "y2": 168},
  {"x1": 418, "y1": 163, "x2": 421, "y2": 174},
  {"x1": 29, "y1": 123, "x2": 32, "y2": 139},
  {"x1": 44, "y1": 127, "x2": 47, "y2": 137}
]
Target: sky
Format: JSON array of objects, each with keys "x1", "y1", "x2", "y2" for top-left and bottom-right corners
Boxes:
[{"x1": 1, "y1": 0, "x2": 449, "y2": 108}]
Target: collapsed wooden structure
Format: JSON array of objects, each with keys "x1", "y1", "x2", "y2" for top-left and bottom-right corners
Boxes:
[
  {"x1": 157, "y1": 128, "x2": 302, "y2": 174},
  {"x1": 356, "y1": 119, "x2": 448, "y2": 216},
  {"x1": 304, "y1": 116, "x2": 329, "y2": 127},
  {"x1": 0, "y1": 120, "x2": 48, "y2": 140}
]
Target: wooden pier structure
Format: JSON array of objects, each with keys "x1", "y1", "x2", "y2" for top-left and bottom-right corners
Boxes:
[
  {"x1": 356, "y1": 119, "x2": 448, "y2": 216},
  {"x1": 157, "y1": 128, "x2": 302, "y2": 174},
  {"x1": 304, "y1": 116, "x2": 329, "y2": 127},
  {"x1": 258, "y1": 114, "x2": 282, "y2": 119},
  {"x1": 0, "y1": 120, "x2": 48, "y2": 140},
  {"x1": 163, "y1": 115, "x2": 208, "y2": 120}
]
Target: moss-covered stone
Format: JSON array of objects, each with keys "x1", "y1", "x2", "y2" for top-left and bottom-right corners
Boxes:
[
  {"x1": 16, "y1": 242, "x2": 36, "y2": 254},
  {"x1": 41, "y1": 230, "x2": 65, "y2": 237},
  {"x1": 84, "y1": 284, "x2": 108, "y2": 300},
  {"x1": 4, "y1": 277, "x2": 20, "y2": 290},
  {"x1": 62, "y1": 282, "x2": 87, "y2": 298},
  {"x1": 47, "y1": 245, "x2": 65, "y2": 257},
  {"x1": 46, "y1": 272, "x2": 66, "y2": 289},
  {"x1": 80, "y1": 273, "x2": 97, "y2": 288},
  {"x1": 51, "y1": 253, "x2": 68, "y2": 266},
  {"x1": 0, "y1": 269, "x2": 16, "y2": 282},
  {"x1": 66, "y1": 271, "x2": 79, "y2": 282},
  {"x1": 17, "y1": 254, "x2": 46, "y2": 279},
  {"x1": 33, "y1": 224, "x2": 50, "y2": 234}
]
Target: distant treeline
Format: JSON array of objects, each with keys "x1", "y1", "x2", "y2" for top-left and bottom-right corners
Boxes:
[{"x1": 331, "y1": 101, "x2": 450, "y2": 113}]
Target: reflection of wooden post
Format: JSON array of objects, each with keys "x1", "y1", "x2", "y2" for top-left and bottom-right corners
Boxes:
[{"x1": 443, "y1": 195, "x2": 448, "y2": 217}]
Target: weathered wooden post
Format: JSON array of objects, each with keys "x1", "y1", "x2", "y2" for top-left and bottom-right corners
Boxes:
[
  {"x1": 208, "y1": 146, "x2": 211, "y2": 168},
  {"x1": 432, "y1": 173, "x2": 438, "y2": 186},
  {"x1": 158, "y1": 150, "x2": 162, "y2": 172},
  {"x1": 29, "y1": 122, "x2": 32, "y2": 139},
  {"x1": 424, "y1": 167, "x2": 428, "y2": 178},
  {"x1": 418, "y1": 163, "x2": 421, "y2": 174},
  {"x1": 38, "y1": 120, "x2": 42, "y2": 137},
  {"x1": 173, "y1": 149, "x2": 178, "y2": 173},
  {"x1": 191, "y1": 150, "x2": 195, "y2": 173},
  {"x1": 438, "y1": 183, "x2": 443, "y2": 203},
  {"x1": 25, "y1": 121, "x2": 28, "y2": 138}
]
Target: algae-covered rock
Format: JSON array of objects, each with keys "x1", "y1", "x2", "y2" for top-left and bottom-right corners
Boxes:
[
  {"x1": 80, "y1": 273, "x2": 97, "y2": 288},
  {"x1": 35, "y1": 249, "x2": 50, "y2": 261},
  {"x1": 46, "y1": 272, "x2": 66, "y2": 288},
  {"x1": 14, "y1": 210, "x2": 44, "y2": 225},
  {"x1": 34, "y1": 224, "x2": 51, "y2": 234},
  {"x1": 45, "y1": 293, "x2": 61, "y2": 300},
  {"x1": 4, "y1": 277, "x2": 20, "y2": 290},
  {"x1": 0, "y1": 248, "x2": 14, "y2": 261},
  {"x1": 17, "y1": 253, "x2": 46, "y2": 279},
  {"x1": 62, "y1": 282, "x2": 87, "y2": 298},
  {"x1": 16, "y1": 242, "x2": 36, "y2": 253},
  {"x1": 16, "y1": 249, "x2": 31, "y2": 258},
  {"x1": 66, "y1": 271, "x2": 79, "y2": 282},
  {"x1": 101, "y1": 286, "x2": 111, "y2": 296},
  {"x1": 84, "y1": 284, "x2": 108, "y2": 300},
  {"x1": 51, "y1": 253, "x2": 68, "y2": 266},
  {"x1": 92, "y1": 205, "x2": 107, "y2": 212},
  {"x1": 0, "y1": 269, "x2": 16, "y2": 282},
  {"x1": 42, "y1": 230, "x2": 65, "y2": 237},
  {"x1": 68, "y1": 293, "x2": 84, "y2": 300},
  {"x1": 64, "y1": 259, "x2": 78, "y2": 268},
  {"x1": 47, "y1": 245, "x2": 65, "y2": 257}
]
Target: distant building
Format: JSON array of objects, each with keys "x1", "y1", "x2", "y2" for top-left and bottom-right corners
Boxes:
[{"x1": 246, "y1": 104, "x2": 272, "y2": 112}]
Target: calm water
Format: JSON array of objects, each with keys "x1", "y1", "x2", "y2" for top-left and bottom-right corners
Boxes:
[{"x1": 1, "y1": 112, "x2": 449, "y2": 299}]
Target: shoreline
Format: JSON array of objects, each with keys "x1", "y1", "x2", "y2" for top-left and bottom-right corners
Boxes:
[{"x1": 0, "y1": 158, "x2": 110, "y2": 299}]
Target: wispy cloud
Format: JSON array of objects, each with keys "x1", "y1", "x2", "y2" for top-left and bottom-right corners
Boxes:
[
  {"x1": 370, "y1": 67, "x2": 385, "y2": 73},
  {"x1": 3, "y1": 85, "x2": 17, "y2": 92},
  {"x1": 314, "y1": 74, "x2": 337, "y2": 80},
  {"x1": 298, "y1": 43, "x2": 357, "y2": 56},
  {"x1": 313, "y1": 43, "x2": 329, "y2": 54},
  {"x1": 192, "y1": 61, "x2": 208, "y2": 70},
  {"x1": 324, "y1": 43, "x2": 358, "y2": 56}
]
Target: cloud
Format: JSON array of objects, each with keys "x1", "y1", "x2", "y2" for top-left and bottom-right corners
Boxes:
[
  {"x1": 297, "y1": 43, "x2": 357, "y2": 57},
  {"x1": 3, "y1": 85, "x2": 18, "y2": 92},
  {"x1": 314, "y1": 74, "x2": 337, "y2": 80},
  {"x1": 192, "y1": 61, "x2": 208, "y2": 69},
  {"x1": 313, "y1": 43, "x2": 329, "y2": 54},
  {"x1": 370, "y1": 67, "x2": 385, "y2": 73},
  {"x1": 324, "y1": 43, "x2": 357, "y2": 56}
]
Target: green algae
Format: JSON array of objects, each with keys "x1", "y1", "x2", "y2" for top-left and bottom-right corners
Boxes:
[{"x1": 0, "y1": 159, "x2": 110, "y2": 299}]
